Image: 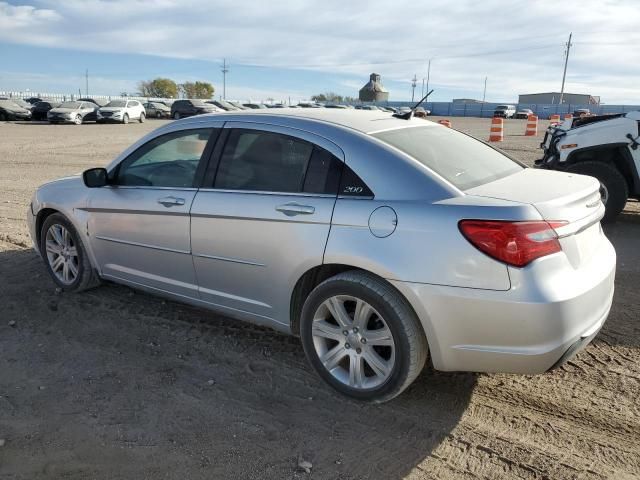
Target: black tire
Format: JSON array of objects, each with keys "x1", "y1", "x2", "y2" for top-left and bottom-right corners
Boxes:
[
  {"x1": 300, "y1": 270, "x2": 428, "y2": 403},
  {"x1": 139, "y1": 112, "x2": 145, "y2": 123},
  {"x1": 122, "y1": 113, "x2": 129, "y2": 124},
  {"x1": 173, "y1": 112, "x2": 180, "y2": 120},
  {"x1": 566, "y1": 161, "x2": 628, "y2": 222},
  {"x1": 0, "y1": 112, "x2": 7, "y2": 121},
  {"x1": 156, "y1": 111, "x2": 162, "y2": 119},
  {"x1": 40, "y1": 213, "x2": 100, "y2": 292}
]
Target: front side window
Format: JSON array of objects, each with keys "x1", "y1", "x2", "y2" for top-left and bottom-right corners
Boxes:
[
  {"x1": 372, "y1": 126, "x2": 522, "y2": 190},
  {"x1": 114, "y1": 128, "x2": 213, "y2": 188},
  {"x1": 214, "y1": 129, "x2": 315, "y2": 193}
]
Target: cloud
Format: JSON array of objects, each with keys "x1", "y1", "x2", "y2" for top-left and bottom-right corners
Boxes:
[{"x1": 0, "y1": 0, "x2": 639, "y2": 102}]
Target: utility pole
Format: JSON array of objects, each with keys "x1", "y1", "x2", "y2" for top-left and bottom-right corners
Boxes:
[
  {"x1": 221, "y1": 58, "x2": 229, "y2": 100},
  {"x1": 85, "y1": 69, "x2": 89, "y2": 96},
  {"x1": 425, "y1": 58, "x2": 432, "y2": 96},
  {"x1": 559, "y1": 32, "x2": 572, "y2": 105},
  {"x1": 482, "y1": 76, "x2": 487, "y2": 103},
  {"x1": 421, "y1": 77, "x2": 425, "y2": 98},
  {"x1": 411, "y1": 74, "x2": 417, "y2": 102}
]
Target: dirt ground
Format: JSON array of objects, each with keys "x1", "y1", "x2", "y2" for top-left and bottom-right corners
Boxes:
[{"x1": 0, "y1": 117, "x2": 638, "y2": 479}]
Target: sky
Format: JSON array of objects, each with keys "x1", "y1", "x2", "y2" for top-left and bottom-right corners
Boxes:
[{"x1": 0, "y1": 0, "x2": 639, "y2": 104}]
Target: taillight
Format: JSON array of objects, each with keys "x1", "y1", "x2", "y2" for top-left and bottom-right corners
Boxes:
[{"x1": 458, "y1": 220, "x2": 567, "y2": 268}]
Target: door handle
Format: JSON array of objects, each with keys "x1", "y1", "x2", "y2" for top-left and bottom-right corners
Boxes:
[
  {"x1": 157, "y1": 196, "x2": 185, "y2": 207},
  {"x1": 275, "y1": 202, "x2": 315, "y2": 216}
]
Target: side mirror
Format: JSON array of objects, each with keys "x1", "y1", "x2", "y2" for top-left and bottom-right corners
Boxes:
[{"x1": 82, "y1": 167, "x2": 109, "y2": 188}]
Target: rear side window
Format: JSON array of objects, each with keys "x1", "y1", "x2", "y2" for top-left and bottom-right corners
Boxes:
[
  {"x1": 215, "y1": 129, "x2": 314, "y2": 193},
  {"x1": 372, "y1": 126, "x2": 522, "y2": 190},
  {"x1": 302, "y1": 147, "x2": 343, "y2": 194}
]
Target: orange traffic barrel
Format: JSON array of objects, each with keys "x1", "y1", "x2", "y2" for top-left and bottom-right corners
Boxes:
[
  {"x1": 438, "y1": 119, "x2": 452, "y2": 128},
  {"x1": 489, "y1": 117, "x2": 504, "y2": 142},
  {"x1": 564, "y1": 114, "x2": 573, "y2": 120},
  {"x1": 525, "y1": 115, "x2": 538, "y2": 136},
  {"x1": 549, "y1": 114, "x2": 561, "y2": 123}
]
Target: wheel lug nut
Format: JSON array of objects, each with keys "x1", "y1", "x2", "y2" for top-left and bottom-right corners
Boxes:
[
  {"x1": 361, "y1": 338, "x2": 367, "y2": 344},
  {"x1": 343, "y1": 330, "x2": 348, "y2": 336},
  {"x1": 345, "y1": 343, "x2": 351, "y2": 349},
  {"x1": 353, "y1": 327, "x2": 358, "y2": 333},
  {"x1": 356, "y1": 348, "x2": 362, "y2": 354}
]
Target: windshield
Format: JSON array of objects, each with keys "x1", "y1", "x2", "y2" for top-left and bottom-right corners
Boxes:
[
  {"x1": 59, "y1": 101, "x2": 81, "y2": 109},
  {"x1": 0, "y1": 100, "x2": 22, "y2": 109},
  {"x1": 495, "y1": 105, "x2": 509, "y2": 110},
  {"x1": 106, "y1": 100, "x2": 127, "y2": 107},
  {"x1": 372, "y1": 126, "x2": 523, "y2": 190}
]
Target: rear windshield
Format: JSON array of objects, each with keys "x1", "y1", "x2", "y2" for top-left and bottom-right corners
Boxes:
[{"x1": 372, "y1": 126, "x2": 523, "y2": 190}]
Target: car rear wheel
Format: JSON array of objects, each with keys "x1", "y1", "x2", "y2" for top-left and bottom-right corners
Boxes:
[
  {"x1": 156, "y1": 111, "x2": 162, "y2": 118},
  {"x1": 40, "y1": 213, "x2": 100, "y2": 292},
  {"x1": 300, "y1": 271, "x2": 428, "y2": 403},
  {"x1": 566, "y1": 160, "x2": 628, "y2": 222},
  {"x1": 74, "y1": 114, "x2": 82, "y2": 125},
  {"x1": 139, "y1": 112, "x2": 145, "y2": 123}
]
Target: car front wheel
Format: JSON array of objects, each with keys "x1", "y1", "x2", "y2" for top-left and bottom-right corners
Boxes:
[
  {"x1": 139, "y1": 112, "x2": 145, "y2": 123},
  {"x1": 173, "y1": 112, "x2": 180, "y2": 120},
  {"x1": 300, "y1": 271, "x2": 428, "y2": 403},
  {"x1": 74, "y1": 114, "x2": 82, "y2": 125},
  {"x1": 40, "y1": 213, "x2": 100, "y2": 292}
]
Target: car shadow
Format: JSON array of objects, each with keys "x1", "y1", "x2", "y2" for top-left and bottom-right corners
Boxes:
[{"x1": 0, "y1": 246, "x2": 476, "y2": 479}]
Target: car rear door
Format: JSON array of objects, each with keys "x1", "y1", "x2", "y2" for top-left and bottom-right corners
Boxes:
[
  {"x1": 190, "y1": 122, "x2": 344, "y2": 327},
  {"x1": 87, "y1": 125, "x2": 221, "y2": 298}
]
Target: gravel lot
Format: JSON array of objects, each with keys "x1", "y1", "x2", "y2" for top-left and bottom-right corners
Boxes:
[{"x1": 0, "y1": 117, "x2": 638, "y2": 479}]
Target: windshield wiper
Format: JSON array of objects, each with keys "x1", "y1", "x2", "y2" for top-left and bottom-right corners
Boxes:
[{"x1": 392, "y1": 89, "x2": 434, "y2": 120}]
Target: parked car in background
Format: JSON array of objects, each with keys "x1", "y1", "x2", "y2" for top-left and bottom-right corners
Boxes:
[
  {"x1": 515, "y1": 108, "x2": 534, "y2": 119},
  {"x1": 573, "y1": 109, "x2": 591, "y2": 118},
  {"x1": 297, "y1": 102, "x2": 322, "y2": 108},
  {"x1": 28, "y1": 109, "x2": 615, "y2": 402},
  {"x1": 228, "y1": 101, "x2": 249, "y2": 110},
  {"x1": 325, "y1": 104, "x2": 349, "y2": 109},
  {"x1": 144, "y1": 101, "x2": 171, "y2": 118},
  {"x1": 47, "y1": 101, "x2": 98, "y2": 124},
  {"x1": 493, "y1": 105, "x2": 516, "y2": 118},
  {"x1": 31, "y1": 100, "x2": 60, "y2": 121},
  {"x1": 170, "y1": 99, "x2": 221, "y2": 119},
  {"x1": 0, "y1": 99, "x2": 32, "y2": 121},
  {"x1": 24, "y1": 97, "x2": 43, "y2": 105},
  {"x1": 207, "y1": 100, "x2": 239, "y2": 111},
  {"x1": 243, "y1": 103, "x2": 268, "y2": 109},
  {"x1": 97, "y1": 99, "x2": 146, "y2": 124}
]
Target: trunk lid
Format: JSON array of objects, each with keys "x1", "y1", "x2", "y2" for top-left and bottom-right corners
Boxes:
[
  {"x1": 465, "y1": 168, "x2": 605, "y2": 268},
  {"x1": 465, "y1": 168, "x2": 602, "y2": 225}
]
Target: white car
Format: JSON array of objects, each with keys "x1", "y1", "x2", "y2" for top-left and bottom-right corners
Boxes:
[
  {"x1": 97, "y1": 100, "x2": 146, "y2": 124},
  {"x1": 493, "y1": 105, "x2": 516, "y2": 118}
]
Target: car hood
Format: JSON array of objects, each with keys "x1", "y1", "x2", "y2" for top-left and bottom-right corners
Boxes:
[
  {"x1": 3, "y1": 106, "x2": 30, "y2": 114},
  {"x1": 466, "y1": 168, "x2": 601, "y2": 224}
]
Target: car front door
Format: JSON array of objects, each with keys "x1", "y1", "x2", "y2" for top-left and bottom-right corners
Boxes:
[
  {"x1": 87, "y1": 125, "x2": 220, "y2": 298},
  {"x1": 190, "y1": 123, "x2": 344, "y2": 327}
]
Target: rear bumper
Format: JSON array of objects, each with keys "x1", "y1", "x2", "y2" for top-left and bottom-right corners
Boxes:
[{"x1": 391, "y1": 235, "x2": 616, "y2": 374}]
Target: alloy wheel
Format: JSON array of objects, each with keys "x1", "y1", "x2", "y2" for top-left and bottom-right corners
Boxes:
[
  {"x1": 311, "y1": 295, "x2": 396, "y2": 389},
  {"x1": 45, "y1": 224, "x2": 79, "y2": 285}
]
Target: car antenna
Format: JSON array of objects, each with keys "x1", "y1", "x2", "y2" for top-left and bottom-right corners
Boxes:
[{"x1": 393, "y1": 89, "x2": 434, "y2": 120}]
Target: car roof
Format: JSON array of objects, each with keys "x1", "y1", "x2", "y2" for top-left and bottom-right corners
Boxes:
[{"x1": 176, "y1": 108, "x2": 438, "y2": 135}]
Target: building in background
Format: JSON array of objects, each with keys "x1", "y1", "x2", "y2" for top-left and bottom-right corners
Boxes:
[
  {"x1": 518, "y1": 92, "x2": 600, "y2": 105},
  {"x1": 359, "y1": 73, "x2": 389, "y2": 102}
]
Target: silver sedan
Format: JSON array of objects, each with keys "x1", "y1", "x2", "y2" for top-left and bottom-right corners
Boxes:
[{"x1": 28, "y1": 110, "x2": 616, "y2": 402}]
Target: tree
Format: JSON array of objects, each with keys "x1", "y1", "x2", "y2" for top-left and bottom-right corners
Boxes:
[
  {"x1": 311, "y1": 92, "x2": 344, "y2": 103},
  {"x1": 138, "y1": 78, "x2": 179, "y2": 98},
  {"x1": 180, "y1": 81, "x2": 215, "y2": 99}
]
